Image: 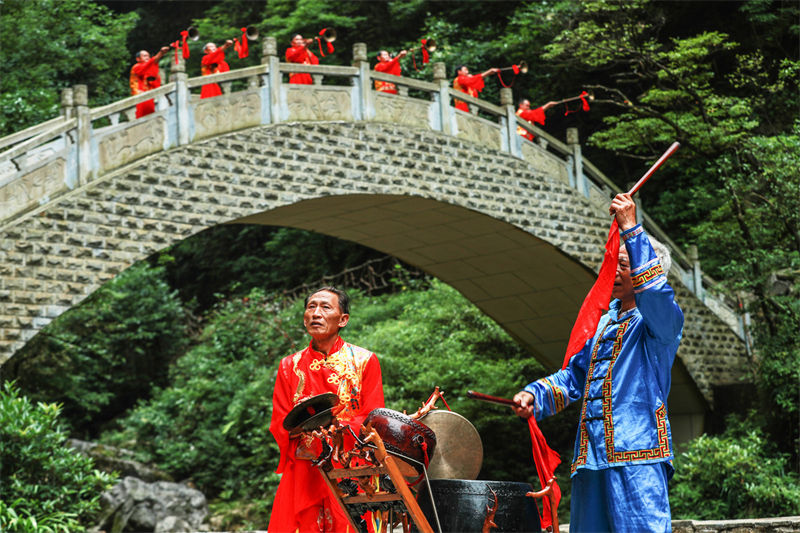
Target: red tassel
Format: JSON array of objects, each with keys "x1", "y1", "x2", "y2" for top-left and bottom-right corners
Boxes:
[
  {"x1": 581, "y1": 90, "x2": 590, "y2": 111},
  {"x1": 180, "y1": 30, "x2": 190, "y2": 59},
  {"x1": 512, "y1": 64, "x2": 520, "y2": 75},
  {"x1": 317, "y1": 37, "x2": 325, "y2": 57},
  {"x1": 171, "y1": 40, "x2": 179, "y2": 65},
  {"x1": 239, "y1": 27, "x2": 249, "y2": 58},
  {"x1": 234, "y1": 38, "x2": 241, "y2": 56},
  {"x1": 421, "y1": 39, "x2": 429, "y2": 63},
  {"x1": 326, "y1": 41, "x2": 334, "y2": 54}
]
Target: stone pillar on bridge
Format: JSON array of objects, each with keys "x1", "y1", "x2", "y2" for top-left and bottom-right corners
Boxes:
[
  {"x1": 262, "y1": 36, "x2": 280, "y2": 124},
  {"x1": 60, "y1": 88, "x2": 74, "y2": 120},
  {"x1": 500, "y1": 87, "x2": 522, "y2": 159},
  {"x1": 352, "y1": 42, "x2": 374, "y2": 122},
  {"x1": 169, "y1": 55, "x2": 190, "y2": 146},
  {"x1": 567, "y1": 127, "x2": 589, "y2": 199},
  {"x1": 433, "y1": 62, "x2": 452, "y2": 135},
  {"x1": 74, "y1": 85, "x2": 91, "y2": 186}
]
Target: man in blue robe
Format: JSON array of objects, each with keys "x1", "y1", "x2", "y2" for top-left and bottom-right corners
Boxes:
[{"x1": 513, "y1": 193, "x2": 684, "y2": 533}]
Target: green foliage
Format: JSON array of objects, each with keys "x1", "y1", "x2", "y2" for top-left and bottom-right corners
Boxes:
[
  {"x1": 7, "y1": 262, "x2": 189, "y2": 437},
  {"x1": 0, "y1": 0, "x2": 138, "y2": 136},
  {"x1": 0, "y1": 383, "x2": 116, "y2": 533},
  {"x1": 670, "y1": 415, "x2": 800, "y2": 519}
]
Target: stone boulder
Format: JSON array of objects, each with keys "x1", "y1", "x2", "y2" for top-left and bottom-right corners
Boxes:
[
  {"x1": 92, "y1": 476, "x2": 208, "y2": 533},
  {"x1": 67, "y1": 439, "x2": 173, "y2": 482}
]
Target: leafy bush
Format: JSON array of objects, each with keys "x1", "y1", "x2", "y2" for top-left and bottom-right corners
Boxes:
[
  {"x1": 6, "y1": 262, "x2": 189, "y2": 437},
  {"x1": 0, "y1": 382, "x2": 116, "y2": 532},
  {"x1": 670, "y1": 415, "x2": 800, "y2": 519}
]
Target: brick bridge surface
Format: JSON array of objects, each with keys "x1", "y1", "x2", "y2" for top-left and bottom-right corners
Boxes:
[{"x1": 0, "y1": 44, "x2": 748, "y2": 440}]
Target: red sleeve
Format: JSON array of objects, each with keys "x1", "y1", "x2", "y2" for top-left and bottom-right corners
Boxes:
[
  {"x1": 375, "y1": 57, "x2": 401, "y2": 74},
  {"x1": 202, "y1": 48, "x2": 226, "y2": 66},
  {"x1": 132, "y1": 56, "x2": 159, "y2": 77},
  {"x1": 457, "y1": 74, "x2": 485, "y2": 92},
  {"x1": 520, "y1": 107, "x2": 547, "y2": 125},
  {"x1": 269, "y1": 357, "x2": 295, "y2": 474},
  {"x1": 285, "y1": 45, "x2": 307, "y2": 63}
]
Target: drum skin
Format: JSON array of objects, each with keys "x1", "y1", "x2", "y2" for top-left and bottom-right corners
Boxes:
[
  {"x1": 362, "y1": 408, "x2": 437, "y2": 474},
  {"x1": 416, "y1": 479, "x2": 541, "y2": 533}
]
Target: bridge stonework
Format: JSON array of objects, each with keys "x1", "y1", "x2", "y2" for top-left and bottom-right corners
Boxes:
[{"x1": 0, "y1": 50, "x2": 749, "y2": 438}]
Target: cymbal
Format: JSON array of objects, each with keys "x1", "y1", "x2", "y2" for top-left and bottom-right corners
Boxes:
[
  {"x1": 418, "y1": 410, "x2": 483, "y2": 480},
  {"x1": 283, "y1": 392, "x2": 339, "y2": 435}
]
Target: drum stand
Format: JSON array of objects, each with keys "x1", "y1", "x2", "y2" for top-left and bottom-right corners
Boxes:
[{"x1": 315, "y1": 426, "x2": 436, "y2": 533}]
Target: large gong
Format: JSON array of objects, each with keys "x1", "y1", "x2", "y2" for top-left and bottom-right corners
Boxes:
[{"x1": 419, "y1": 410, "x2": 483, "y2": 480}]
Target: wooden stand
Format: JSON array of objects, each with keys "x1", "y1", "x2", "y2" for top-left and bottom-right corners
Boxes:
[{"x1": 317, "y1": 427, "x2": 434, "y2": 533}]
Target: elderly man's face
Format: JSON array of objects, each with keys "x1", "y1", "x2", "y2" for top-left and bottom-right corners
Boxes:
[
  {"x1": 612, "y1": 246, "x2": 634, "y2": 301},
  {"x1": 137, "y1": 50, "x2": 150, "y2": 63},
  {"x1": 292, "y1": 34, "x2": 305, "y2": 47},
  {"x1": 377, "y1": 50, "x2": 391, "y2": 62},
  {"x1": 303, "y1": 290, "x2": 349, "y2": 341},
  {"x1": 204, "y1": 43, "x2": 217, "y2": 53},
  {"x1": 519, "y1": 100, "x2": 531, "y2": 110},
  {"x1": 458, "y1": 66, "x2": 469, "y2": 76}
]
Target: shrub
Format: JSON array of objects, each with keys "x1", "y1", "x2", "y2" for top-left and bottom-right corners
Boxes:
[{"x1": 0, "y1": 382, "x2": 116, "y2": 533}]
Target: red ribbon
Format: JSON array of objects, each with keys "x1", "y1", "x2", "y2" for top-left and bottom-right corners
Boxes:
[
  {"x1": 528, "y1": 417, "x2": 561, "y2": 530},
  {"x1": 238, "y1": 27, "x2": 248, "y2": 58},
  {"x1": 421, "y1": 39, "x2": 429, "y2": 64},
  {"x1": 512, "y1": 64, "x2": 520, "y2": 75},
  {"x1": 496, "y1": 71, "x2": 514, "y2": 88},
  {"x1": 180, "y1": 30, "x2": 190, "y2": 59},
  {"x1": 170, "y1": 40, "x2": 179, "y2": 65}
]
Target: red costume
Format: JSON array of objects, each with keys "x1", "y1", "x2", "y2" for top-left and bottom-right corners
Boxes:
[
  {"x1": 453, "y1": 73, "x2": 486, "y2": 112},
  {"x1": 200, "y1": 47, "x2": 230, "y2": 99},
  {"x1": 268, "y1": 336, "x2": 385, "y2": 532},
  {"x1": 374, "y1": 56, "x2": 402, "y2": 94},
  {"x1": 516, "y1": 106, "x2": 547, "y2": 141},
  {"x1": 285, "y1": 45, "x2": 319, "y2": 85},
  {"x1": 130, "y1": 55, "x2": 162, "y2": 118}
]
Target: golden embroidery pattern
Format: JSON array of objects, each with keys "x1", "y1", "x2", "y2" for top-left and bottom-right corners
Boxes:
[
  {"x1": 539, "y1": 377, "x2": 566, "y2": 413},
  {"x1": 631, "y1": 264, "x2": 664, "y2": 288},
  {"x1": 291, "y1": 352, "x2": 306, "y2": 404},
  {"x1": 309, "y1": 358, "x2": 324, "y2": 371}
]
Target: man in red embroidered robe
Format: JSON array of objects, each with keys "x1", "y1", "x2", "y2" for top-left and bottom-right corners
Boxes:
[
  {"x1": 373, "y1": 50, "x2": 407, "y2": 94},
  {"x1": 285, "y1": 34, "x2": 319, "y2": 85},
  {"x1": 452, "y1": 65, "x2": 498, "y2": 112},
  {"x1": 268, "y1": 287, "x2": 385, "y2": 532},
  {"x1": 200, "y1": 40, "x2": 233, "y2": 98},
  {"x1": 129, "y1": 46, "x2": 169, "y2": 118},
  {"x1": 513, "y1": 194, "x2": 684, "y2": 533},
  {"x1": 516, "y1": 99, "x2": 558, "y2": 141}
]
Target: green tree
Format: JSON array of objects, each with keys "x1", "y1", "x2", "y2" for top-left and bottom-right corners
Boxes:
[
  {"x1": 0, "y1": 382, "x2": 117, "y2": 533},
  {"x1": 0, "y1": 0, "x2": 138, "y2": 136},
  {"x1": 5, "y1": 262, "x2": 189, "y2": 437}
]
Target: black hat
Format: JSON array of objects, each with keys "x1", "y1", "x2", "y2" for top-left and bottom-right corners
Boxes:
[{"x1": 282, "y1": 392, "x2": 339, "y2": 435}]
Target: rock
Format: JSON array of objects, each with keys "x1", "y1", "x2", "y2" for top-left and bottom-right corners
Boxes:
[
  {"x1": 67, "y1": 439, "x2": 173, "y2": 482},
  {"x1": 93, "y1": 476, "x2": 208, "y2": 533}
]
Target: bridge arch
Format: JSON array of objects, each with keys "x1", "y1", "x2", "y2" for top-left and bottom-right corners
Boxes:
[{"x1": 0, "y1": 41, "x2": 748, "y2": 441}]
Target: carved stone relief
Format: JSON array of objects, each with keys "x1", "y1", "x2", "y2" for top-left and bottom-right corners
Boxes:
[
  {"x1": 98, "y1": 118, "x2": 166, "y2": 174},
  {"x1": 0, "y1": 159, "x2": 66, "y2": 221},
  {"x1": 455, "y1": 114, "x2": 501, "y2": 150},
  {"x1": 374, "y1": 94, "x2": 431, "y2": 128},
  {"x1": 194, "y1": 93, "x2": 261, "y2": 140},
  {"x1": 286, "y1": 88, "x2": 352, "y2": 121}
]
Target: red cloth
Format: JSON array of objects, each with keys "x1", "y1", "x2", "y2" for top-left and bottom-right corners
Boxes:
[
  {"x1": 286, "y1": 45, "x2": 319, "y2": 85},
  {"x1": 200, "y1": 48, "x2": 230, "y2": 99},
  {"x1": 453, "y1": 73, "x2": 486, "y2": 112},
  {"x1": 516, "y1": 107, "x2": 547, "y2": 140},
  {"x1": 561, "y1": 219, "x2": 620, "y2": 369},
  {"x1": 268, "y1": 337, "x2": 385, "y2": 532},
  {"x1": 528, "y1": 417, "x2": 561, "y2": 530},
  {"x1": 130, "y1": 56, "x2": 162, "y2": 118},
  {"x1": 374, "y1": 56, "x2": 402, "y2": 94}
]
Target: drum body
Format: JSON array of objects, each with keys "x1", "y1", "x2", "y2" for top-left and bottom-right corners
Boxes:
[
  {"x1": 362, "y1": 408, "x2": 436, "y2": 475},
  {"x1": 416, "y1": 479, "x2": 541, "y2": 533}
]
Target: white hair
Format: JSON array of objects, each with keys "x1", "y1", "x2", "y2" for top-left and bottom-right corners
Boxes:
[{"x1": 647, "y1": 235, "x2": 672, "y2": 277}]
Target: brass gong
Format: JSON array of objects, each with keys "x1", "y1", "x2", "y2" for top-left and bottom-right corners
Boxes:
[{"x1": 418, "y1": 410, "x2": 483, "y2": 480}]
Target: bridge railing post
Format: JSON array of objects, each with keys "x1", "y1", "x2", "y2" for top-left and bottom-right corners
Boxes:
[
  {"x1": 60, "y1": 88, "x2": 74, "y2": 120},
  {"x1": 689, "y1": 245, "x2": 705, "y2": 302},
  {"x1": 169, "y1": 54, "x2": 190, "y2": 146},
  {"x1": 566, "y1": 127, "x2": 589, "y2": 198},
  {"x1": 74, "y1": 85, "x2": 92, "y2": 185},
  {"x1": 500, "y1": 88, "x2": 521, "y2": 158},
  {"x1": 433, "y1": 62, "x2": 451, "y2": 135},
  {"x1": 352, "y1": 42, "x2": 373, "y2": 121},
  {"x1": 262, "y1": 37, "x2": 280, "y2": 124}
]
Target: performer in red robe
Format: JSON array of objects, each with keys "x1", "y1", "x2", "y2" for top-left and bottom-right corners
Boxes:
[
  {"x1": 268, "y1": 287, "x2": 385, "y2": 532},
  {"x1": 200, "y1": 40, "x2": 233, "y2": 99},
  {"x1": 453, "y1": 65, "x2": 498, "y2": 112},
  {"x1": 374, "y1": 49, "x2": 407, "y2": 94},
  {"x1": 285, "y1": 34, "x2": 320, "y2": 85},
  {"x1": 129, "y1": 47, "x2": 169, "y2": 118},
  {"x1": 516, "y1": 99, "x2": 558, "y2": 140}
]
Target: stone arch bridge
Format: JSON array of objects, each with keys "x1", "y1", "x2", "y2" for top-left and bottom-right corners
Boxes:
[{"x1": 0, "y1": 40, "x2": 749, "y2": 442}]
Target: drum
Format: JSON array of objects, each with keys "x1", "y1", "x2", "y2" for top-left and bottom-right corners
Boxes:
[
  {"x1": 416, "y1": 479, "x2": 541, "y2": 533},
  {"x1": 362, "y1": 408, "x2": 436, "y2": 476},
  {"x1": 418, "y1": 410, "x2": 483, "y2": 480}
]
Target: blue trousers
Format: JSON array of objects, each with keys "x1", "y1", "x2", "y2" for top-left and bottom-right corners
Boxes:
[{"x1": 569, "y1": 463, "x2": 671, "y2": 533}]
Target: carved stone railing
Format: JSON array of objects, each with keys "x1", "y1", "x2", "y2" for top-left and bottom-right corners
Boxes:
[{"x1": 0, "y1": 38, "x2": 749, "y2": 344}]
